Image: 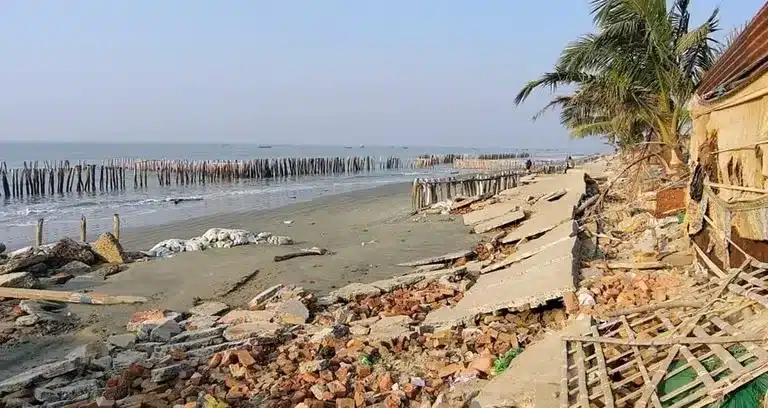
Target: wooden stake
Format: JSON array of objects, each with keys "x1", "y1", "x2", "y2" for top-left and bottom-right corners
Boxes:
[
  {"x1": 35, "y1": 218, "x2": 44, "y2": 247},
  {"x1": 563, "y1": 334, "x2": 766, "y2": 347},
  {"x1": 80, "y1": 215, "x2": 87, "y2": 242},
  {"x1": 113, "y1": 214, "x2": 120, "y2": 239}
]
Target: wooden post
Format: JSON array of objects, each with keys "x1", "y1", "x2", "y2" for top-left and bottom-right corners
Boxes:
[
  {"x1": 80, "y1": 215, "x2": 87, "y2": 242},
  {"x1": 113, "y1": 214, "x2": 120, "y2": 239},
  {"x1": 35, "y1": 218, "x2": 44, "y2": 247}
]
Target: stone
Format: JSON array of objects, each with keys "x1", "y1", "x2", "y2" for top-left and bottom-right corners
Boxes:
[
  {"x1": 91, "y1": 356, "x2": 112, "y2": 372},
  {"x1": 336, "y1": 398, "x2": 355, "y2": 408},
  {"x1": 247, "y1": 284, "x2": 283, "y2": 310},
  {"x1": 309, "y1": 384, "x2": 328, "y2": 400},
  {"x1": 188, "y1": 302, "x2": 229, "y2": 316},
  {"x1": 329, "y1": 283, "x2": 382, "y2": 301},
  {"x1": 468, "y1": 357, "x2": 493, "y2": 375},
  {"x1": 113, "y1": 350, "x2": 147, "y2": 370},
  {"x1": 218, "y1": 310, "x2": 275, "y2": 325},
  {"x1": 49, "y1": 238, "x2": 97, "y2": 265},
  {"x1": 149, "y1": 317, "x2": 182, "y2": 342},
  {"x1": 267, "y1": 235, "x2": 293, "y2": 246},
  {"x1": 40, "y1": 272, "x2": 74, "y2": 286},
  {"x1": 367, "y1": 316, "x2": 414, "y2": 343},
  {"x1": 57, "y1": 261, "x2": 91, "y2": 275},
  {"x1": 0, "y1": 242, "x2": 5, "y2": 254},
  {"x1": 0, "y1": 251, "x2": 49, "y2": 274},
  {"x1": 34, "y1": 379, "x2": 101, "y2": 403},
  {"x1": 0, "y1": 272, "x2": 39, "y2": 289},
  {"x1": 107, "y1": 333, "x2": 137, "y2": 349},
  {"x1": 274, "y1": 299, "x2": 309, "y2": 325},
  {"x1": 169, "y1": 326, "x2": 224, "y2": 344},
  {"x1": 91, "y1": 233, "x2": 126, "y2": 264},
  {"x1": 180, "y1": 315, "x2": 219, "y2": 331},
  {"x1": 151, "y1": 364, "x2": 187, "y2": 383},
  {"x1": 28, "y1": 262, "x2": 50, "y2": 275},
  {"x1": 222, "y1": 322, "x2": 282, "y2": 342},
  {"x1": 96, "y1": 396, "x2": 115, "y2": 408},
  {"x1": 126, "y1": 310, "x2": 166, "y2": 331},
  {"x1": 299, "y1": 359, "x2": 330, "y2": 374},
  {"x1": 66, "y1": 341, "x2": 109, "y2": 361},
  {"x1": 0, "y1": 358, "x2": 83, "y2": 393}
]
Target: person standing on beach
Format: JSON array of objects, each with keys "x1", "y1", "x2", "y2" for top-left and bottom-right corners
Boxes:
[{"x1": 525, "y1": 158, "x2": 533, "y2": 174}]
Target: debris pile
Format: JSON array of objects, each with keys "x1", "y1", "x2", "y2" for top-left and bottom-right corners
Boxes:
[{"x1": 148, "y1": 228, "x2": 293, "y2": 258}]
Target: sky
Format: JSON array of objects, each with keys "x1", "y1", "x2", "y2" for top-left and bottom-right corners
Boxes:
[{"x1": 0, "y1": 1, "x2": 764, "y2": 148}]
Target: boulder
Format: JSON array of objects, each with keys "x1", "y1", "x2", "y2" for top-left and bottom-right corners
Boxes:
[
  {"x1": 56, "y1": 260, "x2": 91, "y2": 275},
  {"x1": 107, "y1": 333, "x2": 137, "y2": 349},
  {"x1": 91, "y1": 233, "x2": 126, "y2": 264},
  {"x1": 0, "y1": 251, "x2": 49, "y2": 275},
  {"x1": 49, "y1": 238, "x2": 97, "y2": 266},
  {"x1": 0, "y1": 272, "x2": 39, "y2": 289}
]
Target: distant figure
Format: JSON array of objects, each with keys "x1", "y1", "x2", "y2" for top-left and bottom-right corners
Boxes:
[{"x1": 525, "y1": 159, "x2": 533, "y2": 173}]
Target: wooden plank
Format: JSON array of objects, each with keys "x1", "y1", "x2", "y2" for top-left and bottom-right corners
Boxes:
[
  {"x1": 573, "y1": 341, "x2": 591, "y2": 408},
  {"x1": 692, "y1": 327, "x2": 745, "y2": 376},
  {"x1": 590, "y1": 327, "x2": 615, "y2": 408},
  {"x1": 560, "y1": 340, "x2": 570, "y2": 408},
  {"x1": 693, "y1": 242, "x2": 727, "y2": 278},
  {"x1": 0, "y1": 288, "x2": 147, "y2": 305},
  {"x1": 709, "y1": 316, "x2": 768, "y2": 360}
]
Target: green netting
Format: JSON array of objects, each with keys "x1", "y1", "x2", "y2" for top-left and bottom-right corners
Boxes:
[{"x1": 656, "y1": 346, "x2": 767, "y2": 408}]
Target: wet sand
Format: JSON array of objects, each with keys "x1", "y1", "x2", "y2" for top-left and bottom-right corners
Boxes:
[{"x1": 0, "y1": 182, "x2": 479, "y2": 379}]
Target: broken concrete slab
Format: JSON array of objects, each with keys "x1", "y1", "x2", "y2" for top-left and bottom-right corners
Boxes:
[
  {"x1": 0, "y1": 358, "x2": 83, "y2": 393},
  {"x1": 482, "y1": 223, "x2": 574, "y2": 274},
  {"x1": 273, "y1": 299, "x2": 309, "y2": 324},
  {"x1": 369, "y1": 274, "x2": 425, "y2": 293},
  {"x1": 222, "y1": 321, "x2": 282, "y2": 342},
  {"x1": 329, "y1": 282, "x2": 381, "y2": 301},
  {"x1": 397, "y1": 250, "x2": 473, "y2": 267},
  {"x1": 367, "y1": 316, "x2": 415, "y2": 343},
  {"x1": 450, "y1": 196, "x2": 480, "y2": 211},
  {"x1": 541, "y1": 189, "x2": 567, "y2": 202},
  {"x1": 425, "y1": 237, "x2": 580, "y2": 328},
  {"x1": 218, "y1": 310, "x2": 276, "y2": 325},
  {"x1": 470, "y1": 318, "x2": 591, "y2": 408},
  {"x1": 0, "y1": 271, "x2": 39, "y2": 289},
  {"x1": 0, "y1": 253, "x2": 49, "y2": 275},
  {"x1": 472, "y1": 210, "x2": 526, "y2": 234},
  {"x1": 247, "y1": 284, "x2": 283, "y2": 310},
  {"x1": 188, "y1": 301, "x2": 229, "y2": 316},
  {"x1": 462, "y1": 202, "x2": 522, "y2": 226}
]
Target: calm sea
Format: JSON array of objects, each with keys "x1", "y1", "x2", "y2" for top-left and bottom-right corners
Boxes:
[{"x1": 0, "y1": 142, "x2": 592, "y2": 250}]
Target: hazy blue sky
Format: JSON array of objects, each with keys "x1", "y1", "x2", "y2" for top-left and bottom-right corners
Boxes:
[{"x1": 0, "y1": 1, "x2": 763, "y2": 148}]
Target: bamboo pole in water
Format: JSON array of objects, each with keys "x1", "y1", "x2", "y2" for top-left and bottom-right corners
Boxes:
[
  {"x1": 113, "y1": 214, "x2": 120, "y2": 240},
  {"x1": 35, "y1": 218, "x2": 44, "y2": 247}
]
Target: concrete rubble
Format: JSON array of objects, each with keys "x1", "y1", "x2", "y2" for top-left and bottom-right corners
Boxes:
[{"x1": 3, "y1": 155, "x2": 729, "y2": 408}]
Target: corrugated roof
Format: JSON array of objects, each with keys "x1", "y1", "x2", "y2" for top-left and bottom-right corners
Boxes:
[{"x1": 697, "y1": 2, "x2": 768, "y2": 99}]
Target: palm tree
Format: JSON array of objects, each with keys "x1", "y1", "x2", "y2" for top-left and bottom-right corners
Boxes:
[{"x1": 515, "y1": 0, "x2": 720, "y2": 166}]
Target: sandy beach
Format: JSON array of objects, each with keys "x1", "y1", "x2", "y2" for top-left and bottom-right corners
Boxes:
[{"x1": 0, "y1": 182, "x2": 479, "y2": 379}]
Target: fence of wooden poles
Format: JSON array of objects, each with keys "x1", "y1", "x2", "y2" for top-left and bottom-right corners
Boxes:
[
  {"x1": 0, "y1": 156, "x2": 419, "y2": 199},
  {"x1": 29, "y1": 214, "x2": 121, "y2": 248}
]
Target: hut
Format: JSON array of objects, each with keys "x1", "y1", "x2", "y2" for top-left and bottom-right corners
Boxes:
[{"x1": 687, "y1": 2, "x2": 768, "y2": 269}]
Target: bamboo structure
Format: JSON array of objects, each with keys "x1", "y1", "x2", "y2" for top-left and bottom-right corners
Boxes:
[{"x1": 0, "y1": 156, "x2": 418, "y2": 200}]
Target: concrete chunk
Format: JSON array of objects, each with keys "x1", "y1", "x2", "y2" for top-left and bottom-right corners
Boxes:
[
  {"x1": 222, "y1": 321, "x2": 282, "y2": 342},
  {"x1": 247, "y1": 284, "x2": 283, "y2": 310},
  {"x1": 329, "y1": 283, "x2": 381, "y2": 301},
  {"x1": 472, "y1": 210, "x2": 526, "y2": 234},
  {"x1": 188, "y1": 301, "x2": 229, "y2": 316},
  {"x1": 462, "y1": 201, "x2": 522, "y2": 226},
  {"x1": 0, "y1": 272, "x2": 39, "y2": 289},
  {"x1": 425, "y1": 237, "x2": 579, "y2": 328},
  {"x1": 397, "y1": 250, "x2": 473, "y2": 267},
  {"x1": 0, "y1": 358, "x2": 83, "y2": 393},
  {"x1": 274, "y1": 299, "x2": 309, "y2": 325},
  {"x1": 218, "y1": 310, "x2": 275, "y2": 325}
]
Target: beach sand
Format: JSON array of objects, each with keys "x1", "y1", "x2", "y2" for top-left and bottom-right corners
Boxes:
[{"x1": 0, "y1": 182, "x2": 479, "y2": 379}]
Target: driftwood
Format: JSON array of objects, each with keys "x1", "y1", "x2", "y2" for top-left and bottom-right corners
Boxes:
[
  {"x1": 274, "y1": 247, "x2": 328, "y2": 262},
  {"x1": 0, "y1": 288, "x2": 147, "y2": 305},
  {"x1": 605, "y1": 301, "x2": 705, "y2": 318},
  {"x1": 574, "y1": 195, "x2": 599, "y2": 215},
  {"x1": 563, "y1": 334, "x2": 766, "y2": 347}
]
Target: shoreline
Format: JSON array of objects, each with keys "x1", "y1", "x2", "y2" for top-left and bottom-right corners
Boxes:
[{"x1": 116, "y1": 181, "x2": 413, "y2": 252}]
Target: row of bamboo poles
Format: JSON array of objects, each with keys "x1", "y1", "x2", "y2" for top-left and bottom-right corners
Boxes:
[
  {"x1": 455, "y1": 158, "x2": 544, "y2": 171},
  {"x1": 0, "y1": 161, "x2": 127, "y2": 199},
  {"x1": 31, "y1": 214, "x2": 120, "y2": 248},
  {"x1": 0, "y1": 156, "x2": 413, "y2": 199},
  {"x1": 410, "y1": 156, "x2": 603, "y2": 210}
]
